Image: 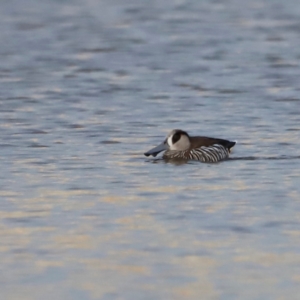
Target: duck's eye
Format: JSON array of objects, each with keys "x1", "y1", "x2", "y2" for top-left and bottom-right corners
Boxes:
[{"x1": 172, "y1": 132, "x2": 181, "y2": 144}]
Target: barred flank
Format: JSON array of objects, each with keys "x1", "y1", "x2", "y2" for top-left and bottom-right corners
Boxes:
[{"x1": 163, "y1": 144, "x2": 229, "y2": 162}]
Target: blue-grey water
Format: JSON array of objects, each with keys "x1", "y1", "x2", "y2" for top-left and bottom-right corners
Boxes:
[{"x1": 1, "y1": 0, "x2": 300, "y2": 299}]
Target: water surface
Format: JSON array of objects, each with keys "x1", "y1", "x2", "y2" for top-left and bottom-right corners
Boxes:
[{"x1": 1, "y1": 0, "x2": 300, "y2": 299}]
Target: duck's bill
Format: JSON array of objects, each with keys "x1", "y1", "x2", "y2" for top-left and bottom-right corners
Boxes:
[{"x1": 144, "y1": 142, "x2": 168, "y2": 157}]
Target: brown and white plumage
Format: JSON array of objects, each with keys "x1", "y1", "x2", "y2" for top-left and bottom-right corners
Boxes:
[{"x1": 144, "y1": 129, "x2": 236, "y2": 163}]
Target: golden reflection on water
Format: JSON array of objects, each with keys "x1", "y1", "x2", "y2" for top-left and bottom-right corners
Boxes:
[
  {"x1": 54, "y1": 235, "x2": 94, "y2": 250},
  {"x1": 234, "y1": 252, "x2": 300, "y2": 266},
  {"x1": 1, "y1": 178, "x2": 300, "y2": 300}
]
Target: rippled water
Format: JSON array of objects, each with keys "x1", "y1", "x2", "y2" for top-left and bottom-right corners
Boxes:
[{"x1": 1, "y1": 0, "x2": 300, "y2": 299}]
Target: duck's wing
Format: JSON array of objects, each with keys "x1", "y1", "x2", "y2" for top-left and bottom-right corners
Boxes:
[{"x1": 190, "y1": 136, "x2": 236, "y2": 151}]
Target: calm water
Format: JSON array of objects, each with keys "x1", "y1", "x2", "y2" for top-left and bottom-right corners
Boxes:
[{"x1": 1, "y1": 0, "x2": 300, "y2": 299}]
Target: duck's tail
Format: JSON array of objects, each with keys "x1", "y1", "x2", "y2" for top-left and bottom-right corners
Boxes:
[{"x1": 228, "y1": 140, "x2": 237, "y2": 152}]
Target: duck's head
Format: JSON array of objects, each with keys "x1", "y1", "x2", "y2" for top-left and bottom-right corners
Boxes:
[{"x1": 144, "y1": 129, "x2": 190, "y2": 157}]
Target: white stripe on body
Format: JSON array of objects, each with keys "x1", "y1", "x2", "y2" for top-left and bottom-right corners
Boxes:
[{"x1": 164, "y1": 144, "x2": 229, "y2": 162}]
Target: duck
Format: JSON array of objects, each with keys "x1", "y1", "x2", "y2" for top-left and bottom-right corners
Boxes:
[{"x1": 144, "y1": 129, "x2": 236, "y2": 163}]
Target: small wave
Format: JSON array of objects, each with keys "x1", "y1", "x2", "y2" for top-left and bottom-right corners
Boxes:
[{"x1": 228, "y1": 155, "x2": 300, "y2": 161}]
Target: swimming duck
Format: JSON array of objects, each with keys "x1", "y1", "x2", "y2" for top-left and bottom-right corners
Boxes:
[{"x1": 144, "y1": 129, "x2": 236, "y2": 162}]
